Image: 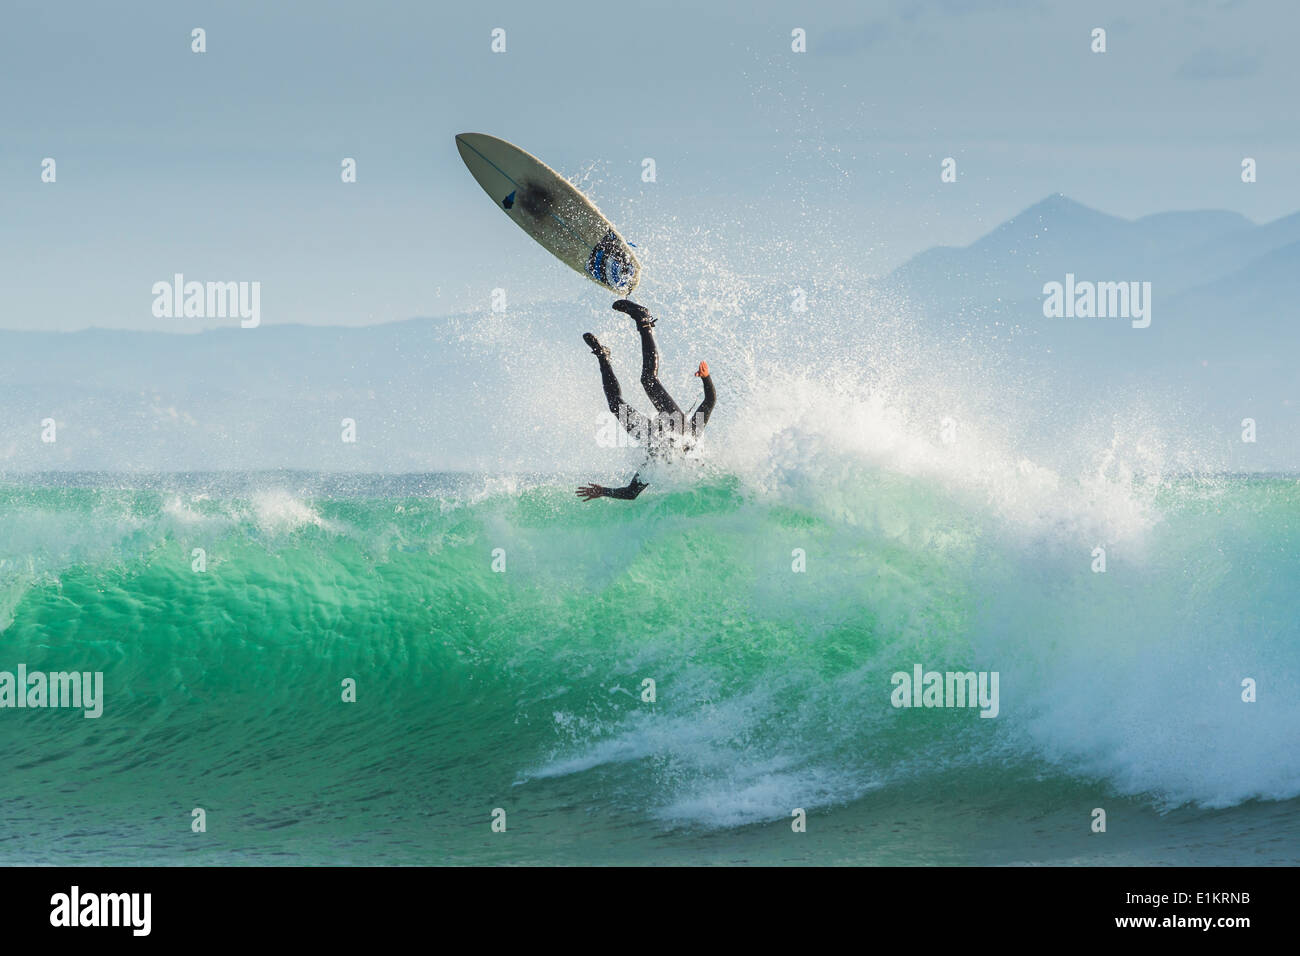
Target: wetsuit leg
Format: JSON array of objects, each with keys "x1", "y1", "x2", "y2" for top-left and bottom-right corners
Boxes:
[
  {"x1": 596, "y1": 351, "x2": 649, "y2": 440},
  {"x1": 636, "y1": 323, "x2": 683, "y2": 420}
]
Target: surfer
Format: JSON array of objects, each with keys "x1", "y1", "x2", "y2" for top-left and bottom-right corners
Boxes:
[{"x1": 576, "y1": 299, "x2": 714, "y2": 501}]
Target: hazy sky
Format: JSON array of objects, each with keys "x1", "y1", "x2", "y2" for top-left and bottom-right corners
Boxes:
[{"x1": 3, "y1": 0, "x2": 1298, "y2": 330}]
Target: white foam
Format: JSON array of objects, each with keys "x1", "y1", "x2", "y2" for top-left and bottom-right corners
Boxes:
[{"x1": 247, "y1": 489, "x2": 327, "y2": 534}]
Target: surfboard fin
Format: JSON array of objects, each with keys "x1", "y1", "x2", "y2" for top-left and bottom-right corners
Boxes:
[{"x1": 502, "y1": 190, "x2": 516, "y2": 210}]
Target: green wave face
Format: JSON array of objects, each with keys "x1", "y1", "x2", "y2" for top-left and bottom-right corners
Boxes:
[{"x1": 1, "y1": 474, "x2": 1298, "y2": 864}]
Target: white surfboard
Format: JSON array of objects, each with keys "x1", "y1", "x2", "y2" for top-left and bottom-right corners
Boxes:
[{"x1": 455, "y1": 132, "x2": 641, "y2": 295}]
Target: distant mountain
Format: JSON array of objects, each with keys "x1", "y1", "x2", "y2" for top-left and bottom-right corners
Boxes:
[
  {"x1": 883, "y1": 195, "x2": 1299, "y2": 470},
  {"x1": 1177, "y1": 210, "x2": 1300, "y2": 281},
  {"x1": 2, "y1": 197, "x2": 1296, "y2": 475},
  {"x1": 0, "y1": 315, "x2": 580, "y2": 474},
  {"x1": 1167, "y1": 236, "x2": 1300, "y2": 342},
  {"x1": 888, "y1": 194, "x2": 1291, "y2": 310}
]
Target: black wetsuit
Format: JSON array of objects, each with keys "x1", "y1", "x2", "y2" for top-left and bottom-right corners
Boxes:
[{"x1": 594, "y1": 316, "x2": 715, "y2": 499}]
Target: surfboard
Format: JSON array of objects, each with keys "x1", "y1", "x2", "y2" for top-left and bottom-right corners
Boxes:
[{"x1": 455, "y1": 132, "x2": 641, "y2": 295}]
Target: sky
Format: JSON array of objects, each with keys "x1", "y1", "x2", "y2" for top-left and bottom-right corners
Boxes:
[{"x1": 3, "y1": 0, "x2": 1299, "y2": 330}]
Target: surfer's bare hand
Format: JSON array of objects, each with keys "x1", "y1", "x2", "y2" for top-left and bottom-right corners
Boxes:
[
  {"x1": 696, "y1": 361, "x2": 710, "y2": 378},
  {"x1": 576, "y1": 484, "x2": 605, "y2": 501}
]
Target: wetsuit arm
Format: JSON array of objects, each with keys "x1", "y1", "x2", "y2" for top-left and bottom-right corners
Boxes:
[
  {"x1": 602, "y1": 474, "x2": 649, "y2": 500},
  {"x1": 691, "y1": 374, "x2": 716, "y2": 433}
]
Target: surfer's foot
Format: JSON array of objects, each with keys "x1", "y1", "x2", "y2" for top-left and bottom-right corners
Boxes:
[
  {"x1": 612, "y1": 299, "x2": 653, "y2": 327},
  {"x1": 583, "y1": 332, "x2": 609, "y2": 358}
]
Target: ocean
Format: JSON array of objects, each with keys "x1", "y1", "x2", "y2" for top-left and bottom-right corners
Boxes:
[{"x1": 1, "y1": 469, "x2": 1296, "y2": 865}]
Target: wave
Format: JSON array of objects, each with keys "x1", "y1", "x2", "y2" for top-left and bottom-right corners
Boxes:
[{"x1": 2, "y1": 451, "x2": 1296, "y2": 833}]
